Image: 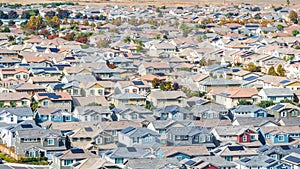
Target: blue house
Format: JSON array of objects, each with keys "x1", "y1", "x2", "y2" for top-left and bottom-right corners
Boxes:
[
  {"x1": 35, "y1": 107, "x2": 75, "y2": 124},
  {"x1": 257, "y1": 126, "x2": 300, "y2": 146}
]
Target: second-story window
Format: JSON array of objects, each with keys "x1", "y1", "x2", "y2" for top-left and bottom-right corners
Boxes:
[{"x1": 48, "y1": 138, "x2": 54, "y2": 145}]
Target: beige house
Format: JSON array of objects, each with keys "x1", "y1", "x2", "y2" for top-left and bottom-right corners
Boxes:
[
  {"x1": 147, "y1": 91, "x2": 187, "y2": 108},
  {"x1": 0, "y1": 92, "x2": 31, "y2": 107},
  {"x1": 33, "y1": 92, "x2": 72, "y2": 112},
  {"x1": 0, "y1": 68, "x2": 29, "y2": 81}
]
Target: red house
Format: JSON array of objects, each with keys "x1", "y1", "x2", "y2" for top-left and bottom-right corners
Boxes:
[{"x1": 237, "y1": 129, "x2": 257, "y2": 143}]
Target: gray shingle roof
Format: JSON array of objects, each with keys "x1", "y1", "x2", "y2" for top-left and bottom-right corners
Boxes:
[{"x1": 261, "y1": 88, "x2": 293, "y2": 97}]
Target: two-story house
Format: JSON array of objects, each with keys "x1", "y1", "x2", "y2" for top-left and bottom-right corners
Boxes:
[
  {"x1": 34, "y1": 108, "x2": 75, "y2": 123},
  {"x1": 0, "y1": 107, "x2": 33, "y2": 124},
  {"x1": 229, "y1": 105, "x2": 267, "y2": 120},
  {"x1": 267, "y1": 103, "x2": 300, "y2": 118},
  {"x1": 147, "y1": 91, "x2": 187, "y2": 108},
  {"x1": 0, "y1": 68, "x2": 29, "y2": 81},
  {"x1": 33, "y1": 92, "x2": 73, "y2": 112},
  {"x1": 153, "y1": 105, "x2": 193, "y2": 121},
  {"x1": 258, "y1": 88, "x2": 294, "y2": 103},
  {"x1": 72, "y1": 106, "x2": 112, "y2": 122},
  {"x1": 138, "y1": 62, "x2": 171, "y2": 76},
  {"x1": 0, "y1": 92, "x2": 31, "y2": 107}
]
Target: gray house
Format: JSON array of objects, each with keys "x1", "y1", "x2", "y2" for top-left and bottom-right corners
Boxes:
[
  {"x1": 166, "y1": 126, "x2": 216, "y2": 149},
  {"x1": 154, "y1": 105, "x2": 193, "y2": 121}
]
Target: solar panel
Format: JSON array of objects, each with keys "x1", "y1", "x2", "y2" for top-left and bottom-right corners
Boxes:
[
  {"x1": 271, "y1": 104, "x2": 284, "y2": 111},
  {"x1": 279, "y1": 80, "x2": 291, "y2": 84},
  {"x1": 265, "y1": 159, "x2": 275, "y2": 164},
  {"x1": 228, "y1": 146, "x2": 244, "y2": 151},
  {"x1": 281, "y1": 145, "x2": 290, "y2": 150},
  {"x1": 71, "y1": 148, "x2": 84, "y2": 154},
  {"x1": 133, "y1": 81, "x2": 144, "y2": 85},
  {"x1": 258, "y1": 146, "x2": 268, "y2": 152},
  {"x1": 54, "y1": 152, "x2": 63, "y2": 157},
  {"x1": 127, "y1": 147, "x2": 137, "y2": 152},
  {"x1": 213, "y1": 149, "x2": 221, "y2": 154},
  {"x1": 120, "y1": 126, "x2": 135, "y2": 134},
  {"x1": 84, "y1": 127, "x2": 93, "y2": 132},
  {"x1": 285, "y1": 155, "x2": 300, "y2": 163},
  {"x1": 241, "y1": 158, "x2": 251, "y2": 163},
  {"x1": 185, "y1": 160, "x2": 196, "y2": 165},
  {"x1": 38, "y1": 93, "x2": 62, "y2": 99},
  {"x1": 73, "y1": 162, "x2": 81, "y2": 167},
  {"x1": 21, "y1": 124, "x2": 33, "y2": 128},
  {"x1": 196, "y1": 99, "x2": 207, "y2": 104},
  {"x1": 244, "y1": 76, "x2": 258, "y2": 81},
  {"x1": 220, "y1": 92, "x2": 230, "y2": 97}
]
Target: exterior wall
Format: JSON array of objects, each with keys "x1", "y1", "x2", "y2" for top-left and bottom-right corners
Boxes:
[
  {"x1": 0, "y1": 72, "x2": 29, "y2": 81},
  {"x1": 38, "y1": 99, "x2": 72, "y2": 112},
  {"x1": 150, "y1": 98, "x2": 187, "y2": 108},
  {"x1": 113, "y1": 98, "x2": 146, "y2": 107},
  {"x1": 0, "y1": 99, "x2": 31, "y2": 108},
  {"x1": 270, "y1": 134, "x2": 289, "y2": 144}
]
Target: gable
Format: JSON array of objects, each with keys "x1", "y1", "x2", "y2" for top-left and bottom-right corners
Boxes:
[
  {"x1": 91, "y1": 83, "x2": 104, "y2": 89},
  {"x1": 285, "y1": 81, "x2": 300, "y2": 87}
]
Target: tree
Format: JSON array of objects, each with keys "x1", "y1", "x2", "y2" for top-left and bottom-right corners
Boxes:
[
  {"x1": 165, "y1": 81, "x2": 172, "y2": 91},
  {"x1": 31, "y1": 101, "x2": 39, "y2": 111},
  {"x1": 51, "y1": 16, "x2": 61, "y2": 28},
  {"x1": 124, "y1": 36, "x2": 131, "y2": 43},
  {"x1": 10, "y1": 101, "x2": 16, "y2": 107},
  {"x1": 199, "y1": 58, "x2": 207, "y2": 66},
  {"x1": 258, "y1": 100, "x2": 275, "y2": 108},
  {"x1": 8, "y1": 20, "x2": 15, "y2": 26},
  {"x1": 39, "y1": 30, "x2": 50, "y2": 37},
  {"x1": 63, "y1": 18, "x2": 68, "y2": 24},
  {"x1": 237, "y1": 99, "x2": 252, "y2": 105},
  {"x1": 76, "y1": 37, "x2": 88, "y2": 44},
  {"x1": 0, "y1": 10, "x2": 8, "y2": 19},
  {"x1": 152, "y1": 78, "x2": 161, "y2": 88},
  {"x1": 0, "y1": 20, "x2": 3, "y2": 26},
  {"x1": 57, "y1": 10, "x2": 70, "y2": 19},
  {"x1": 2, "y1": 27, "x2": 10, "y2": 32},
  {"x1": 277, "y1": 24, "x2": 284, "y2": 31},
  {"x1": 292, "y1": 30, "x2": 299, "y2": 36},
  {"x1": 109, "y1": 103, "x2": 115, "y2": 110},
  {"x1": 246, "y1": 62, "x2": 260, "y2": 72},
  {"x1": 8, "y1": 10, "x2": 18, "y2": 19},
  {"x1": 289, "y1": 10, "x2": 298, "y2": 23},
  {"x1": 86, "y1": 102, "x2": 102, "y2": 106},
  {"x1": 287, "y1": 0, "x2": 290, "y2": 6},
  {"x1": 267, "y1": 66, "x2": 277, "y2": 76},
  {"x1": 0, "y1": 102, "x2": 4, "y2": 108},
  {"x1": 276, "y1": 64, "x2": 285, "y2": 76}
]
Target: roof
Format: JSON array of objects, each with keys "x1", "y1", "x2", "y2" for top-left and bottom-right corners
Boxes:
[
  {"x1": 0, "y1": 92, "x2": 31, "y2": 101},
  {"x1": 260, "y1": 88, "x2": 293, "y2": 97},
  {"x1": 160, "y1": 145, "x2": 210, "y2": 157},
  {"x1": 57, "y1": 148, "x2": 99, "y2": 160},
  {"x1": 112, "y1": 93, "x2": 146, "y2": 100},
  {"x1": 141, "y1": 62, "x2": 170, "y2": 69},
  {"x1": 236, "y1": 155, "x2": 278, "y2": 167},
  {"x1": 0, "y1": 107, "x2": 33, "y2": 117},
  {"x1": 125, "y1": 158, "x2": 180, "y2": 169},
  {"x1": 150, "y1": 91, "x2": 187, "y2": 99},
  {"x1": 109, "y1": 147, "x2": 151, "y2": 158},
  {"x1": 72, "y1": 96, "x2": 109, "y2": 107},
  {"x1": 199, "y1": 78, "x2": 241, "y2": 86},
  {"x1": 213, "y1": 126, "x2": 256, "y2": 136},
  {"x1": 217, "y1": 88, "x2": 258, "y2": 98}
]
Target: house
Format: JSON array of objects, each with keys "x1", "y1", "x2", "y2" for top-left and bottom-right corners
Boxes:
[
  {"x1": 211, "y1": 126, "x2": 262, "y2": 148},
  {"x1": 215, "y1": 88, "x2": 260, "y2": 108},
  {"x1": 72, "y1": 96, "x2": 109, "y2": 107},
  {"x1": 278, "y1": 117, "x2": 300, "y2": 126},
  {"x1": 118, "y1": 126, "x2": 160, "y2": 147},
  {"x1": 190, "y1": 103, "x2": 228, "y2": 120},
  {"x1": 0, "y1": 107, "x2": 33, "y2": 124},
  {"x1": 29, "y1": 67, "x2": 61, "y2": 78},
  {"x1": 153, "y1": 105, "x2": 193, "y2": 121},
  {"x1": 52, "y1": 148, "x2": 100, "y2": 169},
  {"x1": 72, "y1": 106, "x2": 112, "y2": 122},
  {"x1": 257, "y1": 126, "x2": 300, "y2": 146},
  {"x1": 104, "y1": 147, "x2": 153, "y2": 167},
  {"x1": 81, "y1": 81, "x2": 114, "y2": 97},
  {"x1": 149, "y1": 41, "x2": 176, "y2": 57},
  {"x1": 281, "y1": 153, "x2": 300, "y2": 169},
  {"x1": 10, "y1": 83, "x2": 47, "y2": 96},
  {"x1": 159, "y1": 145, "x2": 210, "y2": 161},
  {"x1": 181, "y1": 156, "x2": 236, "y2": 169},
  {"x1": 166, "y1": 126, "x2": 216, "y2": 149},
  {"x1": 34, "y1": 108, "x2": 75, "y2": 123},
  {"x1": 125, "y1": 158, "x2": 180, "y2": 169},
  {"x1": 198, "y1": 78, "x2": 241, "y2": 92},
  {"x1": 138, "y1": 62, "x2": 171, "y2": 76},
  {"x1": 229, "y1": 105, "x2": 267, "y2": 120},
  {"x1": 0, "y1": 68, "x2": 29, "y2": 81},
  {"x1": 147, "y1": 91, "x2": 187, "y2": 108},
  {"x1": 116, "y1": 104, "x2": 153, "y2": 121},
  {"x1": 14, "y1": 127, "x2": 66, "y2": 160},
  {"x1": 114, "y1": 80, "x2": 150, "y2": 95},
  {"x1": 258, "y1": 88, "x2": 294, "y2": 102},
  {"x1": 267, "y1": 103, "x2": 300, "y2": 118},
  {"x1": 257, "y1": 145, "x2": 300, "y2": 160},
  {"x1": 48, "y1": 83, "x2": 82, "y2": 97},
  {"x1": 0, "y1": 92, "x2": 31, "y2": 107},
  {"x1": 211, "y1": 143, "x2": 258, "y2": 161},
  {"x1": 235, "y1": 155, "x2": 279, "y2": 169},
  {"x1": 112, "y1": 93, "x2": 146, "y2": 107},
  {"x1": 33, "y1": 92, "x2": 73, "y2": 112},
  {"x1": 232, "y1": 117, "x2": 278, "y2": 127}
]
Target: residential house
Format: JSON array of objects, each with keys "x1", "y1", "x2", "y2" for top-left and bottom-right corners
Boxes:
[
  {"x1": 114, "y1": 80, "x2": 150, "y2": 95},
  {"x1": 81, "y1": 81, "x2": 114, "y2": 97},
  {"x1": 72, "y1": 106, "x2": 112, "y2": 122},
  {"x1": 281, "y1": 153, "x2": 300, "y2": 169},
  {"x1": 0, "y1": 107, "x2": 33, "y2": 124},
  {"x1": 229, "y1": 105, "x2": 267, "y2": 120},
  {"x1": 153, "y1": 105, "x2": 193, "y2": 121},
  {"x1": 52, "y1": 148, "x2": 100, "y2": 169},
  {"x1": 112, "y1": 93, "x2": 146, "y2": 107},
  {"x1": 72, "y1": 96, "x2": 109, "y2": 107},
  {"x1": 257, "y1": 145, "x2": 300, "y2": 160},
  {"x1": 118, "y1": 126, "x2": 160, "y2": 147},
  {"x1": 215, "y1": 88, "x2": 260, "y2": 108},
  {"x1": 33, "y1": 92, "x2": 73, "y2": 112},
  {"x1": 34, "y1": 108, "x2": 75, "y2": 123},
  {"x1": 181, "y1": 156, "x2": 236, "y2": 169},
  {"x1": 232, "y1": 117, "x2": 278, "y2": 127},
  {"x1": 158, "y1": 145, "x2": 210, "y2": 161},
  {"x1": 258, "y1": 88, "x2": 294, "y2": 102},
  {"x1": 125, "y1": 158, "x2": 180, "y2": 169},
  {"x1": 48, "y1": 83, "x2": 82, "y2": 97},
  {"x1": 10, "y1": 83, "x2": 47, "y2": 96},
  {"x1": 198, "y1": 78, "x2": 241, "y2": 92},
  {"x1": 138, "y1": 62, "x2": 171, "y2": 76},
  {"x1": 235, "y1": 155, "x2": 279, "y2": 169},
  {"x1": 0, "y1": 92, "x2": 31, "y2": 107},
  {"x1": 211, "y1": 126, "x2": 262, "y2": 148},
  {"x1": 166, "y1": 126, "x2": 216, "y2": 149},
  {"x1": 278, "y1": 117, "x2": 300, "y2": 126},
  {"x1": 147, "y1": 91, "x2": 187, "y2": 108},
  {"x1": 267, "y1": 103, "x2": 300, "y2": 118},
  {"x1": 190, "y1": 103, "x2": 228, "y2": 120},
  {"x1": 0, "y1": 68, "x2": 29, "y2": 81},
  {"x1": 116, "y1": 104, "x2": 153, "y2": 121}
]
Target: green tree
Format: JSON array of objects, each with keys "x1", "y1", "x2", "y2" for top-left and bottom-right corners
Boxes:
[
  {"x1": 9, "y1": 101, "x2": 16, "y2": 107},
  {"x1": 152, "y1": 78, "x2": 161, "y2": 88},
  {"x1": 165, "y1": 81, "x2": 172, "y2": 91},
  {"x1": 276, "y1": 64, "x2": 285, "y2": 76},
  {"x1": 292, "y1": 30, "x2": 299, "y2": 36},
  {"x1": 277, "y1": 24, "x2": 284, "y2": 31},
  {"x1": 86, "y1": 102, "x2": 102, "y2": 106},
  {"x1": 258, "y1": 100, "x2": 275, "y2": 108},
  {"x1": 124, "y1": 36, "x2": 131, "y2": 43},
  {"x1": 267, "y1": 66, "x2": 277, "y2": 76},
  {"x1": 246, "y1": 62, "x2": 260, "y2": 72},
  {"x1": 0, "y1": 101, "x2": 4, "y2": 108},
  {"x1": 237, "y1": 99, "x2": 252, "y2": 105},
  {"x1": 287, "y1": 0, "x2": 290, "y2": 5},
  {"x1": 51, "y1": 15, "x2": 61, "y2": 28},
  {"x1": 31, "y1": 101, "x2": 39, "y2": 111}
]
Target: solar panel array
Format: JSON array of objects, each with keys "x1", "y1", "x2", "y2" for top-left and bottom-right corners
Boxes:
[
  {"x1": 241, "y1": 158, "x2": 250, "y2": 163},
  {"x1": 21, "y1": 124, "x2": 33, "y2": 128},
  {"x1": 271, "y1": 104, "x2": 284, "y2": 111},
  {"x1": 120, "y1": 126, "x2": 135, "y2": 134},
  {"x1": 185, "y1": 160, "x2": 196, "y2": 166},
  {"x1": 71, "y1": 148, "x2": 84, "y2": 154},
  {"x1": 84, "y1": 127, "x2": 93, "y2": 132},
  {"x1": 285, "y1": 155, "x2": 300, "y2": 163},
  {"x1": 127, "y1": 147, "x2": 137, "y2": 152},
  {"x1": 265, "y1": 159, "x2": 275, "y2": 164},
  {"x1": 228, "y1": 146, "x2": 244, "y2": 151}
]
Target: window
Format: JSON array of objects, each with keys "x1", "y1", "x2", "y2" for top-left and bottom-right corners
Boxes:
[
  {"x1": 199, "y1": 136, "x2": 205, "y2": 142},
  {"x1": 250, "y1": 135, "x2": 256, "y2": 141},
  {"x1": 281, "y1": 111, "x2": 287, "y2": 117},
  {"x1": 207, "y1": 136, "x2": 211, "y2": 142},
  {"x1": 48, "y1": 138, "x2": 54, "y2": 145},
  {"x1": 98, "y1": 89, "x2": 103, "y2": 95},
  {"x1": 278, "y1": 135, "x2": 284, "y2": 142},
  {"x1": 3, "y1": 75, "x2": 7, "y2": 78},
  {"x1": 94, "y1": 115, "x2": 99, "y2": 121},
  {"x1": 65, "y1": 116, "x2": 71, "y2": 121},
  {"x1": 159, "y1": 129, "x2": 165, "y2": 134},
  {"x1": 194, "y1": 136, "x2": 199, "y2": 142},
  {"x1": 133, "y1": 137, "x2": 138, "y2": 143},
  {"x1": 105, "y1": 137, "x2": 111, "y2": 143},
  {"x1": 90, "y1": 89, "x2": 95, "y2": 95},
  {"x1": 270, "y1": 97, "x2": 276, "y2": 101},
  {"x1": 23, "y1": 74, "x2": 28, "y2": 79},
  {"x1": 122, "y1": 100, "x2": 128, "y2": 104},
  {"x1": 132, "y1": 114, "x2": 137, "y2": 119},
  {"x1": 252, "y1": 98, "x2": 257, "y2": 102},
  {"x1": 84, "y1": 116, "x2": 88, "y2": 121},
  {"x1": 0, "y1": 117, "x2": 3, "y2": 121},
  {"x1": 16, "y1": 75, "x2": 20, "y2": 79},
  {"x1": 112, "y1": 130, "x2": 117, "y2": 136},
  {"x1": 64, "y1": 160, "x2": 73, "y2": 166},
  {"x1": 125, "y1": 89, "x2": 129, "y2": 93},
  {"x1": 96, "y1": 137, "x2": 102, "y2": 144},
  {"x1": 10, "y1": 116, "x2": 13, "y2": 122},
  {"x1": 243, "y1": 135, "x2": 247, "y2": 142},
  {"x1": 115, "y1": 158, "x2": 123, "y2": 164},
  {"x1": 73, "y1": 89, "x2": 78, "y2": 95},
  {"x1": 43, "y1": 101, "x2": 48, "y2": 106},
  {"x1": 29, "y1": 151, "x2": 35, "y2": 157},
  {"x1": 225, "y1": 156, "x2": 233, "y2": 161},
  {"x1": 21, "y1": 101, "x2": 27, "y2": 106}
]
